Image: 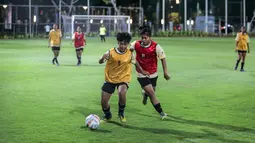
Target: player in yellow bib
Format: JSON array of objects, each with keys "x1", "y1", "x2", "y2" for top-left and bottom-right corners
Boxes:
[
  {"x1": 99, "y1": 32, "x2": 149, "y2": 123},
  {"x1": 234, "y1": 26, "x2": 250, "y2": 72},
  {"x1": 99, "y1": 25, "x2": 106, "y2": 42},
  {"x1": 48, "y1": 24, "x2": 62, "y2": 66}
]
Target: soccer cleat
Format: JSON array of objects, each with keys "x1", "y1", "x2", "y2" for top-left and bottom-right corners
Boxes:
[
  {"x1": 160, "y1": 112, "x2": 168, "y2": 120},
  {"x1": 240, "y1": 69, "x2": 245, "y2": 72},
  {"x1": 77, "y1": 60, "x2": 81, "y2": 66},
  {"x1": 118, "y1": 115, "x2": 127, "y2": 123},
  {"x1": 234, "y1": 66, "x2": 237, "y2": 70},
  {"x1": 100, "y1": 114, "x2": 112, "y2": 124},
  {"x1": 141, "y1": 91, "x2": 148, "y2": 105}
]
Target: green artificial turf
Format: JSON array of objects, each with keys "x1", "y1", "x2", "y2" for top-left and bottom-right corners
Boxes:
[{"x1": 0, "y1": 37, "x2": 254, "y2": 143}]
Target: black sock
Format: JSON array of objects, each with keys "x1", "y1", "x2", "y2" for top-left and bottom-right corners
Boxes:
[
  {"x1": 118, "y1": 103, "x2": 126, "y2": 117},
  {"x1": 153, "y1": 103, "x2": 163, "y2": 114},
  {"x1": 102, "y1": 107, "x2": 111, "y2": 118},
  {"x1": 235, "y1": 59, "x2": 240, "y2": 68},
  {"x1": 55, "y1": 58, "x2": 59, "y2": 64},
  {"x1": 241, "y1": 62, "x2": 245, "y2": 70}
]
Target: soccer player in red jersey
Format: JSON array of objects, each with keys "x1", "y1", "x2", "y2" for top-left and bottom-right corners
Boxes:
[
  {"x1": 130, "y1": 25, "x2": 171, "y2": 120},
  {"x1": 72, "y1": 26, "x2": 86, "y2": 66}
]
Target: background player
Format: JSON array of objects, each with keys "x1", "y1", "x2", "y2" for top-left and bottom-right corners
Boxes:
[
  {"x1": 130, "y1": 25, "x2": 170, "y2": 120},
  {"x1": 48, "y1": 24, "x2": 62, "y2": 66},
  {"x1": 99, "y1": 24, "x2": 107, "y2": 43},
  {"x1": 72, "y1": 26, "x2": 86, "y2": 66},
  {"x1": 234, "y1": 26, "x2": 250, "y2": 72},
  {"x1": 99, "y1": 32, "x2": 149, "y2": 123}
]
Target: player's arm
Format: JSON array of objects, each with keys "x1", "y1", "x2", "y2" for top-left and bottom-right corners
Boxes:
[
  {"x1": 131, "y1": 52, "x2": 149, "y2": 76},
  {"x1": 156, "y1": 45, "x2": 171, "y2": 80},
  {"x1": 133, "y1": 62, "x2": 150, "y2": 76},
  {"x1": 71, "y1": 33, "x2": 75, "y2": 43},
  {"x1": 84, "y1": 34, "x2": 86, "y2": 45},
  {"x1": 99, "y1": 51, "x2": 110, "y2": 64},
  {"x1": 235, "y1": 33, "x2": 239, "y2": 52},
  {"x1": 59, "y1": 30, "x2": 62, "y2": 46},
  {"x1": 48, "y1": 32, "x2": 51, "y2": 48},
  {"x1": 246, "y1": 35, "x2": 250, "y2": 53},
  {"x1": 129, "y1": 40, "x2": 136, "y2": 52}
]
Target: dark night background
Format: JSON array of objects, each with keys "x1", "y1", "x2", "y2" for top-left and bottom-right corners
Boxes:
[
  {"x1": 0, "y1": 0, "x2": 254, "y2": 32},
  {"x1": 1, "y1": 0, "x2": 254, "y2": 20}
]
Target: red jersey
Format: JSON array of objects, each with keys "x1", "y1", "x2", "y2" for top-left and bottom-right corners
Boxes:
[
  {"x1": 134, "y1": 40, "x2": 158, "y2": 74},
  {"x1": 74, "y1": 32, "x2": 85, "y2": 48}
]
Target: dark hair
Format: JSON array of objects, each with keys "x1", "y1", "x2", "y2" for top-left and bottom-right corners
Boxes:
[
  {"x1": 139, "y1": 25, "x2": 151, "y2": 36},
  {"x1": 241, "y1": 26, "x2": 246, "y2": 33},
  {"x1": 116, "y1": 32, "x2": 132, "y2": 43}
]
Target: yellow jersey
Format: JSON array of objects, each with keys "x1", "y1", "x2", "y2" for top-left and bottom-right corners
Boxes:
[
  {"x1": 105, "y1": 48, "x2": 133, "y2": 83},
  {"x1": 235, "y1": 32, "x2": 250, "y2": 51},
  {"x1": 99, "y1": 27, "x2": 106, "y2": 35},
  {"x1": 49, "y1": 29, "x2": 62, "y2": 46}
]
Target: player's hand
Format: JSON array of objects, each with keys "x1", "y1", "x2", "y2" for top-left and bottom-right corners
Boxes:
[
  {"x1": 141, "y1": 70, "x2": 150, "y2": 77},
  {"x1": 235, "y1": 47, "x2": 238, "y2": 52},
  {"x1": 164, "y1": 72, "x2": 171, "y2": 80},
  {"x1": 102, "y1": 53, "x2": 109, "y2": 60}
]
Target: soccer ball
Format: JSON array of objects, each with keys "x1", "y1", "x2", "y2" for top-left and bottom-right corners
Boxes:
[{"x1": 85, "y1": 114, "x2": 100, "y2": 130}]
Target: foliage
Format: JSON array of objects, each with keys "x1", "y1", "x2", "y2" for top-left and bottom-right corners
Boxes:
[
  {"x1": 168, "y1": 12, "x2": 181, "y2": 24},
  {"x1": 1, "y1": 31, "x2": 255, "y2": 39}
]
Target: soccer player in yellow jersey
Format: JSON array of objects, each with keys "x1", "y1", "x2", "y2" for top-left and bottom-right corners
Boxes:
[
  {"x1": 99, "y1": 25, "x2": 106, "y2": 42},
  {"x1": 48, "y1": 24, "x2": 62, "y2": 66},
  {"x1": 234, "y1": 26, "x2": 250, "y2": 72},
  {"x1": 99, "y1": 32, "x2": 149, "y2": 123}
]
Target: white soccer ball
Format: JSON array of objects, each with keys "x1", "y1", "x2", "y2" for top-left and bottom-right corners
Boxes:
[{"x1": 85, "y1": 114, "x2": 100, "y2": 130}]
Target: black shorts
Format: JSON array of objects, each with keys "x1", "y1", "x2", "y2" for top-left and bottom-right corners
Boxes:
[
  {"x1": 75, "y1": 48, "x2": 84, "y2": 52},
  {"x1": 137, "y1": 76, "x2": 158, "y2": 88},
  {"x1": 52, "y1": 46, "x2": 60, "y2": 51},
  {"x1": 238, "y1": 50, "x2": 247, "y2": 53},
  {"x1": 101, "y1": 82, "x2": 129, "y2": 94}
]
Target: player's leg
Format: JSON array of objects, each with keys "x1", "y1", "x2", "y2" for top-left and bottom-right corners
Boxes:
[
  {"x1": 234, "y1": 51, "x2": 242, "y2": 70},
  {"x1": 100, "y1": 82, "x2": 115, "y2": 123},
  {"x1": 240, "y1": 52, "x2": 246, "y2": 72},
  {"x1": 117, "y1": 83, "x2": 128, "y2": 123},
  {"x1": 103, "y1": 35, "x2": 106, "y2": 42},
  {"x1": 79, "y1": 48, "x2": 83, "y2": 64},
  {"x1": 138, "y1": 78, "x2": 151, "y2": 105},
  {"x1": 138, "y1": 77, "x2": 167, "y2": 120},
  {"x1": 52, "y1": 47, "x2": 58, "y2": 65},
  {"x1": 75, "y1": 49, "x2": 82, "y2": 66},
  {"x1": 101, "y1": 91, "x2": 112, "y2": 120},
  {"x1": 100, "y1": 35, "x2": 103, "y2": 42},
  {"x1": 52, "y1": 46, "x2": 60, "y2": 66},
  {"x1": 141, "y1": 77, "x2": 157, "y2": 105},
  {"x1": 55, "y1": 49, "x2": 60, "y2": 65}
]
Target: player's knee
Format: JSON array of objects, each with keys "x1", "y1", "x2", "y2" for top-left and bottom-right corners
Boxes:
[
  {"x1": 118, "y1": 90, "x2": 126, "y2": 98},
  {"x1": 144, "y1": 88, "x2": 155, "y2": 97}
]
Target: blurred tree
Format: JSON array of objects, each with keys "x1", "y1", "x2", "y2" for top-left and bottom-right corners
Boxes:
[{"x1": 168, "y1": 12, "x2": 180, "y2": 24}]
